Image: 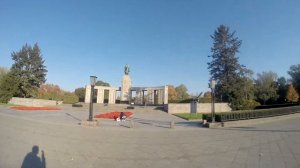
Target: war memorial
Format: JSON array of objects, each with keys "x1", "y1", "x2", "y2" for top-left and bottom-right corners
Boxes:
[{"x1": 84, "y1": 65, "x2": 168, "y2": 105}]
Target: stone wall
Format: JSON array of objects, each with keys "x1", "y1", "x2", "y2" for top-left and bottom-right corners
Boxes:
[
  {"x1": 9, "y1": 97, "x2": 63, "y2": 107},
  {"x1": 167, "y1": 103, "x2": 231, "y2": 114}
]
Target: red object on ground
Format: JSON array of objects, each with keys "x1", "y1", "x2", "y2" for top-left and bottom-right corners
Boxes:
[
  {"x1": 10, "y1": 106, "x2": 61, "y2": 111},
  {"x1": 94, "y1": 111, "x2": 133, "y2": 119}
]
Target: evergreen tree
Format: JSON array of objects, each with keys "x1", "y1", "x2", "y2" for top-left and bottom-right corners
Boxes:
[
  {"x1": 208, "y1": 25, "x2": 256, "y2": 110},
  {"x1": 0, "y1": 72, "x2": 20, "y2": 103},
  {"x1": 0, "y1": 67, "x2": 9, "y2": 81},
  {"x1": 11, "y1": 43, "x2": 47, "y2": 97}
]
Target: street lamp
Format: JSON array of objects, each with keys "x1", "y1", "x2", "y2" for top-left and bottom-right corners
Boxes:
[
  {"x1": 89, "y1": 76, "x2": 97, "y2": 121},
  {"x1": 210, "y1": 79, "x2": 216, "y2": 123}
]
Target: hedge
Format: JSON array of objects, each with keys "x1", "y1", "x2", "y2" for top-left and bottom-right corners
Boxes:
[{"x1": 203, "y1": 105, "x2": 300, "y2": 122}]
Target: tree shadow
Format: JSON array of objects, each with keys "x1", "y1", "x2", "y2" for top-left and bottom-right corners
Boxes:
[{"x1": 21, "y1": 145, "x2": 46, "y2": 168}]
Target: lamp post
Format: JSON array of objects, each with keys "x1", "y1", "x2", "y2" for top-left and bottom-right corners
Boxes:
[
  {"x1": 89, "y1": 76, "x2": 97, "y2": 121},
  {"x1": 210, "y1": 79, "x2": 216, "y2": 123}
]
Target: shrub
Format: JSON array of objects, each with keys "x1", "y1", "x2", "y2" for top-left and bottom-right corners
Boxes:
[
  {"x1": 203, "y1": 105, "x2": 300, "y2": 122},
  {"x1": 62, "y1": 92, "x2": 78, "y2": 104},
  {"x1": 37, "y1": 84, "x2": 79, "y2": 104}
]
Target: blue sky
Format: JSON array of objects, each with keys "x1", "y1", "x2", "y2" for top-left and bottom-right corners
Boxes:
[{"x1": 1, "y1": 0, "x2": 299, "y2": 94}]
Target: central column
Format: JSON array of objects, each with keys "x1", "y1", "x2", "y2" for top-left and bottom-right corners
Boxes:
[{"x1": 121, "y1": 65, "x2": 132, "y2": 101}]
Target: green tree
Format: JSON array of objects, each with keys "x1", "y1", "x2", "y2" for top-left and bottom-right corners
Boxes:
[
  {"x1": 75, "y1": 87, "x2": 86, "y2": 101},
  {"x1": 0, "y1": 72, "x2": 20, "y2": 103},
  {"x1": 286, "y1": 84, "x2": 299, "y2": 103},
  {"x1": 95, "y1": 80, "x2": 110, "y2": 86},
  {"x1": 199, "y1": 91, "x2": 211, "y2": 103},
  {"x1": 11, "y1": 43, "x2": 47, "y2": 97},
  {"x1": 277, "y1": 77, "x2": 288, "y2": 103},
  {"x1": 0, "y1": 67, "x2": 9, "y2": 81},
  {"x1": 175, "y1": 84, "x2": 189, "y2": 101},
  {"x1": 255, "y1": 71, "x2": 279, "y2": 105},
  {"x1": 288, "y1": 64, "x2": 300, "y2": 96},
  {"x1": 229, "y1": 77, "x2": 259, "y2": 110},
  {"x1": 208, "y1": 25, "x2": 256, "y2": 110}
]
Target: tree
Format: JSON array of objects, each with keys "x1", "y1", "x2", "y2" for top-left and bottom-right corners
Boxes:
[
  {"x1": 208, "y1": 24, "x2": 256, "y2": 110},
  {"x1": 168, "y1": 85, "x2": 177, "y2": 103},
  {"x1": 36, "y1": 84, "x2": 78, "y2": 104},
  {"x1": 175, "y1": 84, "x2": 189, "y2": 101},
  {"x1": 75, "y1": 87, "x2": 86, "y2": 101},
  {"x1": 11, "y1": 43, "x2": 47, "y2": 97},
  {"x1": 288, "y1": 64, "x2": 300, "y2": 96},
  {"x1": 0, "y1": 67, "x2": 9, "y2": 81},
  {"x1": 229, "y1": 77, "x2": 259, "y2": 110},
  {"x1": 255, "y1": 71, "x2": 279, "y2": 105},
  {"x1": 95, "y1": 80, "x2": 110, "y2": 86},
  {"x1": 286, "y1": 84, "x2": 299, "y2": 103},
  {"x1": 0, "y1": 72, "x2": 19, "y2": 103},
  {"x1": 277, "y1": 77, "x2": 288, "y2": 103},
  {"x1": 37, "y1": 84, "x2": 63, "y2": 101}
]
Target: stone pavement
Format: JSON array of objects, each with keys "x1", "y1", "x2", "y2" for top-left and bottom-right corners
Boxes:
[{"x1": 0, "y1": 105, "x2": 300, "y2": 168}]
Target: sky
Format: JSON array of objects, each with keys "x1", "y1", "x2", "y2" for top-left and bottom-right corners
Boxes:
[{"x1": 0, "y1": 0, "x2": 300, "y2": 94}]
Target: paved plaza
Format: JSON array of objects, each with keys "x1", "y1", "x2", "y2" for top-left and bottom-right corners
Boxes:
[{"x1": 0, "y1": 104, "x2": 300, "y2": 168}]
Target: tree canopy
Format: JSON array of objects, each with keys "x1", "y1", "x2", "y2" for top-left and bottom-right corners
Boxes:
[
  {"x1": 255, "y1": 71, "x2": 279, "y2": 104},
  {"x1": 288, "y1": 64, "x2": 300, "y2": 96},
  {"x1": 95, "y1": 80, "x2": 110, "y2": 86},
  {"x1": 167, "y1": 85, "x2": 178, "y2": 103},
  {"x1": 208, "y1": 25, "x2": 257, "y2": 110},
  {"x1": 75, "y1": 87, "x2": 86, "y2": 101},
  {"x1": 286, "y1": 84, "x2": 299, "y2": 103},
  {"x1": 0, "y1": 72, "x2": 19, "y2": 103},
  {"x1": 11, "y1": 43, "x2": 47, "y2": 97},
  {"x1": 0, "y1": 67, "x2": 9, "y2": 81},
  {"x1": 175, "y1": 84, "x2": 190, "y2": 101}
]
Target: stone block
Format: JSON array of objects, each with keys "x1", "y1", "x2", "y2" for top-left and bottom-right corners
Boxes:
[{"x1": 80, "y1": 120, "x2": 99, "y2": 127}]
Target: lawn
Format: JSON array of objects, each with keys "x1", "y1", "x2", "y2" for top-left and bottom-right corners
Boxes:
[{"x1": 173, "y1": 113, "x2": 202, "y2": 120}]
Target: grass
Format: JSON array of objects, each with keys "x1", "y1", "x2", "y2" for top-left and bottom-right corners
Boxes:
[{"x1": 173, "y1": 113, "x2": 202, "y2": 120}]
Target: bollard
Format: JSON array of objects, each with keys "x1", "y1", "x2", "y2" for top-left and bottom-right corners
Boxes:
[{"x1": 170, "y1": 121, "x2": 175, "y2": 129}]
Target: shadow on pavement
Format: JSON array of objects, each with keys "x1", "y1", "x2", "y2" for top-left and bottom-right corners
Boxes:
[
  {"x1": 65, "y1": 113, "x2": 81, "y2": 121},
  {"x1": 131, "y1": 117, "x2": 203, "y2": 128},
  {"x1": 21, "y1": 145, "x2": 46, "y2": 168}
]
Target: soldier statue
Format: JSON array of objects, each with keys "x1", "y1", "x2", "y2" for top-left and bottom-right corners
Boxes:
[{"x1": 124, "y1": 64, "x2": 130, "y2": 75}]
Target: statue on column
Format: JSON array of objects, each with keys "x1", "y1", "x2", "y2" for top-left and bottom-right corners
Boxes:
[{"x1": 124, "y1": 64, "x2": 130, "y2": 75}]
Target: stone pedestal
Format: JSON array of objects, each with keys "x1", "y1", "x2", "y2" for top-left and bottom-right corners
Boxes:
[
  {"x1": 80, "y1": 120, "x2": 99, "y2": 127},
  {"x1": 121, "y1": 75, "x2": 132, "y2": 101}
]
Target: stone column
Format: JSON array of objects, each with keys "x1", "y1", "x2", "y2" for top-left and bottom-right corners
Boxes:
[
  {"x1": 158, "y1": 89, "x2": 163, "y2": 104},
  {"x1": 136, "y1": 90, "x2": 142, "y2": 104},
  {"x1": 97, "y1": 89, "x2": 104, "y2": 103},
  {"x1": 121, "y1": 75, "x2": 132, "y2": 101},
  {"x1": 164, "y1": 85, "x2": 168, "y2": 104},
  {"x1": 108, "y1": 89, "x2": 116, "y2": 104},
  {"x1": 85, "y1": 85, "x2": 91, "y2": 103}
]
